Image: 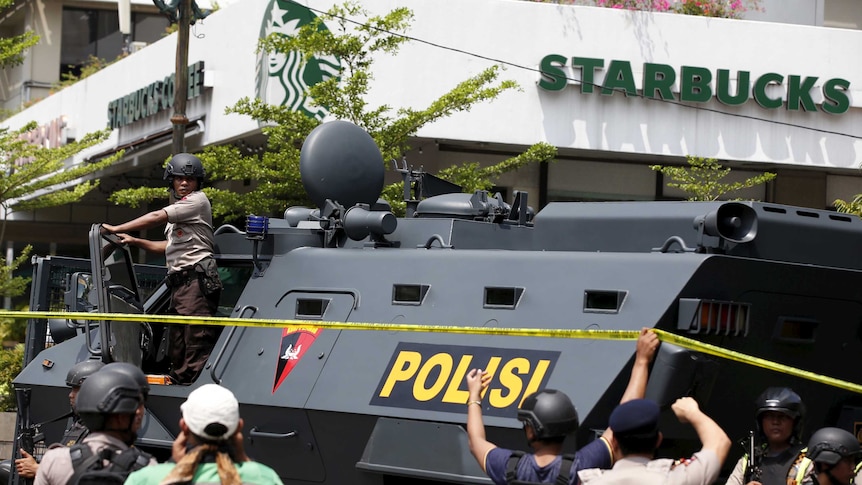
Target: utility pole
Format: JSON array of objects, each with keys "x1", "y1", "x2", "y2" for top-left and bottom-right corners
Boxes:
[
  {"x1": 171, "y1": 0, "x2": 192, "y2": 155},
  {"x1": 153, "y1": 0, "x2": 208, "y2": 155}
]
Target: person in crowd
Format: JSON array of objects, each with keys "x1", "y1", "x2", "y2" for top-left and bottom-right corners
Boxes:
[
  {"x1": 124, "y1": 384, "x2": 283, "y2": 484},
  {"x1": 725, "y1": 387, "x2": 809, "y2": 485},
  {"x1": 465, "y1": 327, "x2": 659, "y2": 485},
  {"x1": 799, "y1": 427, "x2": 861, "y2": 485},
  {"x1": 34, "y1": 368, "x2": 154, "y2": 485},
  {"x1": 578, "y1": 397, "x2": 730, "y2": 485},
  {"x1": 13, "y1": 360, "x2": 105, "y2": 479},
  {"x1": 100, "y1": 153, "x2": 223, "y2": 385}
]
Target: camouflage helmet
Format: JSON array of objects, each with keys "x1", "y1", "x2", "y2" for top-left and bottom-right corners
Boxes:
[
  {"x1": 517, "y1": 389, "x2": 579, "y2": 440},
  {"x1": 164, "y1": 153, "x2": 205, "y2": 188},
  {"x1": 65, "y1": 360, "x2": 105, "y2": 388},
  {"x1": 755, "y1": 387, "x2": 805, "y2": 443},
  {"x1": 103, "y1": 361, "x2": 150, "y2": 399},
  {"x1": 75, "y1": 369, "x2": 143, "y2": 431},
  {"x1": 807, "y1": 427, "x2": 862, "y2": 466}
]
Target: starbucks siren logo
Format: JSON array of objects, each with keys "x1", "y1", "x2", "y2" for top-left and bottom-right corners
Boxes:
[{"x1": 256, "y1": 0, "x2": 340, "y2": 119}]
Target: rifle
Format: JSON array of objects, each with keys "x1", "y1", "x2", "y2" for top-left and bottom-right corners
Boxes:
[
  {"x1": 12, "y1": 388, "x2": 70, "y2": 485},
  {"x1": 12, "y1": 388, "x2": 39, "y2": 485},
  {"x1": 741, "y1": 430, "x2": 762, "y2": 484}
]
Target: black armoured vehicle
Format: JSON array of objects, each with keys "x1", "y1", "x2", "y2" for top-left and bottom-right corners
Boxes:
[{"x1": 10, "y1": 121, "x2": 862, "y2": 484}]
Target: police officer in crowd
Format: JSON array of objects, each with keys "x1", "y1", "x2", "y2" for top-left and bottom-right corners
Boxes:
[
  {"x1": 578, "y1": 397, "x2": 731, "y2": 485},
  {"x1": 465, "y1": 328, "x2": 659, "y2": 484},
  {"x1": 725, "y1": 387, "x2": 809, "y2": 485},
  {"x1": 13, "y1": 360, "x2": 105, "y2": 479},
  {"x1": 125, "y1": 384, "x2": 283, "y2": 484},
  {"x1": 799, "y1": 427, "x2": 862, "y2": 485},
  {"x1": 33, "y1": 368, "x2": 155, "y2": 485},
  {"x1": 101, "y1": 153, "x2": 223, "y2": 385}
]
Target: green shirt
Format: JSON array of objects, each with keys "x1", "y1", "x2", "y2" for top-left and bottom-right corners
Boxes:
[{"x1": 123, "y1": 461, "x2": 283, "y2": 484}]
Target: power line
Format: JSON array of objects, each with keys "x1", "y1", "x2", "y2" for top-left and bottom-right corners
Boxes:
[{"x1": 291, "y1": 0, "x2": 861, "y2": 141}]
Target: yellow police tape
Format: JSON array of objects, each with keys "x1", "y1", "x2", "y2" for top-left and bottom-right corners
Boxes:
[{"x1": 0, "y1": 310, "x2": 860, "y2": 394}]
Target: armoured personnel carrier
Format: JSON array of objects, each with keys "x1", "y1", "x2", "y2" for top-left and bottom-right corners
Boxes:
[{"x1": 10, "y1": 120, "x2": 862, "y2": 484}]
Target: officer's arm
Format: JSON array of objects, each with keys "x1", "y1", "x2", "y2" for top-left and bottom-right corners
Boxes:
[
  {"x1": 620, "y1": 328, "x2": 659, "y2": 403},
  {"x1": 598, "y1": 328, "x2": 659, "y2": 441},
  {"x1": 102, "y1": 208, "x2": 169, "y2": 234},
  {"x1": 672, "y1": 397, "x2": 731, "y2": 464},
  {"x1": 118, "y1": 236, "x2": 168, "y2": 255},
  {"x1": 466, "y1": 369, "x2": 496, "y2": 472}
]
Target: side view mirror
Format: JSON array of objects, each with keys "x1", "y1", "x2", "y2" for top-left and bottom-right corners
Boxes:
[
  {"x1": 64, "y1": 272, "x2": 96, "y2": 313},
  {"x1": 52, "y1": 272, "x2": 98, "y2": 344}
]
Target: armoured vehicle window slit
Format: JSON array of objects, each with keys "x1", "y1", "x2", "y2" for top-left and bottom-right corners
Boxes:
[
  {"x1": 829, "y1": 214, "x2": 853, "y2": 222},
  {"x1": 762, "y1": 206, "x2": 786, "y2": 213},
  {"x1": 295, "y1": 298, "x2": 329, "y2": 319},
  {"x1": 392, "y1": 284, "x2": 429, "y2": 305},
  {"x1": 583, "y1": 290, "x2": 627, "y2": 313},
  {"x1": 677, "y1": 298, "x2": 750, "y2": 336},
  {"x1": 774, "y1": 317, "x2": 818, "y2": 343},
  {"x1": 796, "y1": 210, "x2": 820, "y2": 218},
  {"x1": 483, "y1": 287, "x2": 524, "y2": 309}
]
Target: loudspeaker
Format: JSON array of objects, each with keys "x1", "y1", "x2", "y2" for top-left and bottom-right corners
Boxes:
[{"x1": 703, "y1": 202, "x2": 757, "y2": 243}]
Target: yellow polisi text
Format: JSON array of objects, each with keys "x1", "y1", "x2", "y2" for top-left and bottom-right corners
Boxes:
[{"x1": 371, "y1": 343, "x2": 559, "y2": 416}]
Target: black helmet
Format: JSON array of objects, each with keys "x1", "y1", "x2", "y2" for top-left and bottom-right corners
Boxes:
[
  {"x1": 517, "y1": 389, "x2": 579, "y2": 440},
  {"x1": 164, "y1": 153, "x2": 205, "y2": 188},
  {"x1": 75, "y1": 370, "x2": 143, "y2": 431},
  {"x1": 807, "y1": 427, "x2": 862, "y2": 466},
  {"x1": 755, "y1": 387, "x2": 805, "y2": 442},
  {"x1": 65, "y1": 360, "x2": 105, "y2": 388},
  {"x1": 103, "y1": 362, "x2": 150, "y2": 399}
]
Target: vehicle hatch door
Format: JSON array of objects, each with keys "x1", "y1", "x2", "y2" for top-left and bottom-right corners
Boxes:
[{"x1": 88, "y1": 223, "x2": 146, "y2": 365}]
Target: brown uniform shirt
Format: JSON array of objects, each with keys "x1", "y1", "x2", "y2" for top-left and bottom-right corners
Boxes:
[
  {"x1": 163, "y1": 190, "x2": 215, "y2": 273},
  {"x1": 578, "y1": 451, "x2": 721, "y2": 485}
]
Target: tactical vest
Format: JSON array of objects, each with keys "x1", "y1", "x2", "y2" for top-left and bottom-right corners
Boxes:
[
  {"x1": 67, "y1": 443, "x2": 152, "y2": 485},
  {"x1": 740, "y1": 446, "x2": 809, "y2": 485},
  {"x1": 505, "y1": 450, "x2": 577, "y2": 485},
  {"x1": 61, "y1": 420, "x2": 90, "y2": 448}
]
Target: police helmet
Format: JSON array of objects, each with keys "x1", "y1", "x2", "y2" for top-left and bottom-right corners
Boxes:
[
  {"x1": 65, "y1": 360, "x2": 105, "y2": 388},
  {"x1": 755, "y1": 387, "x2": 805, "y2": 441},
  {"x1": 807, "y1": 427, "x2": 862, "y2": 466},
  {"x1": 517, "y1": 389, "x2": 579, "y2": 440},
  {"x1": 103, "y1": 362, "x2": 150, "y2": 399},
  {"x1": 164, "y1": 153, "x2": 206, "y2": 188},
  {"x1": 75, "y1": 370, "x2": 143, "y2": 431}
]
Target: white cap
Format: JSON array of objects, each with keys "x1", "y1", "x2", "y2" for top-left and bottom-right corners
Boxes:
[{"x1": 181, "y1": 384, "x2": 240, "y2": 442}]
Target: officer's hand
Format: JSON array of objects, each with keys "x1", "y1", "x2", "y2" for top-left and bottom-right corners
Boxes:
[
  {"x1": 15, "y1": 449, "x2": 38, "y2": 478},
  {"x1": 115, "y1": 233, "x2": 136, "y2": 245},
  {"x1": 635, "y1": 328, "x2": 659, "y2": 365},
  {"x1": 671, "y1": 397, "x2": 700, "y2": 423},
  {"x1": 100, "y1": 223, "x2": 115, "y2": 235},
  {"x1": 466, "y1": 369, "x2": 490, "y2": 397}
]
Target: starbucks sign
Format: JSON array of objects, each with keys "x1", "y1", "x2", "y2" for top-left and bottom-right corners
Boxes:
[
  {"x1": 538, "y1": 55, "x2": 851, "y2": 115},
  {"x1": 255, "y1": 0, "x2": 340, "y2": 120}
]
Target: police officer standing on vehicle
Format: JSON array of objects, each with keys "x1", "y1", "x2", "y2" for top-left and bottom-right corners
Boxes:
[
  {"x1": 578, "y1": 397, "x2": 730, "y2": 485},
  {"x1": 725, "y1": 387, "x2": 809, "y2": 485},
  {"x1": 13, "y1": 360, "x2": 104, "y2": 479},
  {"x1": 465, "y1": 328, "x2": 659, "y2": 485},
  {"x1": 101, "y1": 153, "x2": 223, "y2": 384},
  {"x1": 33, "y1": 368, "x2": 155, "y2": 485},
  {"x1": 798, "y1": 427, "x2": 862, "y2": 485}
]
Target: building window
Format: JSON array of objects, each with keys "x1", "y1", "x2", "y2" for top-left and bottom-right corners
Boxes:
[{"x1": 60, "y1": 8, "x2": 168, "y2": 78}]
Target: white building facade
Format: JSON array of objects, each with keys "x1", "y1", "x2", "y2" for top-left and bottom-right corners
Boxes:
[{"x1": 1, "y1": 0, "x2": 861, "y2": 261}]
